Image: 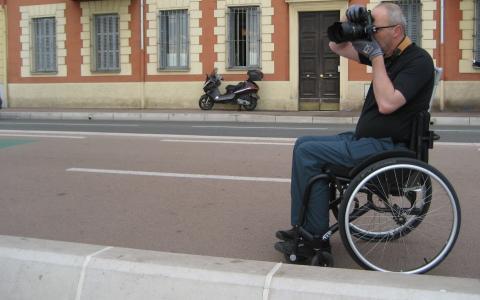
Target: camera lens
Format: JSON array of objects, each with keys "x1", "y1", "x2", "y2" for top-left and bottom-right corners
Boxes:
[{"x1": 328, "y1": 22, "x2": 369, "y2": 43}]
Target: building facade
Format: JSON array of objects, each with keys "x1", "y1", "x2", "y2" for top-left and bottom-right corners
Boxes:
[{"x1": 0, "y1": 0, "x2": 479, "y2": 111}]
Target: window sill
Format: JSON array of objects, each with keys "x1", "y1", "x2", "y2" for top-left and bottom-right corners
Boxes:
[
  {"x1": 92, "y1": 70, "x2": 121, "y2": 74},
  {"x1": 227, "y1": 66, "x2": 261, "y2": 71},
  {"x1": 30, "y1": 71, "x2": 58, "y2": 75},
  {"x1": 157, "y1": 68, "x2": 190, "y2": 72}
]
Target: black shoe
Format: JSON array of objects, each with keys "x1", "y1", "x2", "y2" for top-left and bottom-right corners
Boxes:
[{"x1": 275, "y1": 228, "x2": 296, "y2": 241}]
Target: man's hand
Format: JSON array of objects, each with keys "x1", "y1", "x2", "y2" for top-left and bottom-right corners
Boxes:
[
  {"x1": 352, "y1": 39, "x2": 383, "y2": 61},
  {"x1": 346, "y1": 5, "x2": 367, "y2": 22}
]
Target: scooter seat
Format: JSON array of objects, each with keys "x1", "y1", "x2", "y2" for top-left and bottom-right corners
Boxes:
[{"x1": 226, "y1": 82, "x2": 245, "y2": 93}]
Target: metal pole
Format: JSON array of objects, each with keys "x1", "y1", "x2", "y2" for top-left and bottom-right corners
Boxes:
[{"x1": 440, "y1": 0, "x2": 445, "y2": 111}]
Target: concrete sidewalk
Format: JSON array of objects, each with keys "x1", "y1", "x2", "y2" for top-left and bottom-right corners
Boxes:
[
  {"x1": 1, "y1": 235, "x2": 479, "y2": 300},
  {"x1": 1, "y1": 108, "x2": 480, "y2": 125}
]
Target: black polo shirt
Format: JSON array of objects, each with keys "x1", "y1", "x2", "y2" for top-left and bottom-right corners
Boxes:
[{"x1": 355, "y1": 43, "x2": 434, "y2": 143}]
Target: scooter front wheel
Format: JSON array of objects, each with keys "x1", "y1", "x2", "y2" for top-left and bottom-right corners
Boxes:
[{"x1": 199, "y1": 94, "x2": 214, "y2": 110}]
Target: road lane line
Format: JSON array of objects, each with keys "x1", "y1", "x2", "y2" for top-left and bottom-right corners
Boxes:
[
  {"x1": 66, "y1": 168, "x2": 291, "y2": 183},
  {"x1": 435, "y1": 129, "x2": 480, "y2": 133},
  {"x1": 161, "y1": 139, "x2": 294, "y2": 146},
  {"x1": 0, "y1": 133, "x2": 85, "y2": 139},
  {"x1": 1, "y1": 122, "x2": 139, "y2": 127},
  {"x1": 193, "y1": 125, "x2": 328, "y2": 130},
  {"x1": 0, "y1": 130, "x2": 296, "y2": 142}
]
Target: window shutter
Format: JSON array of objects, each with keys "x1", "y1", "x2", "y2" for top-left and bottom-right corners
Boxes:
[
  {"x1": 226, "y1": 9, "x2": 233, "y2": 68},
  {"x1": 32, "y1": 17, "x2": 57, "y2": 73},
  {"x1": 94, "y1": 14, "x2": 120, "y2": 72},
  {"x1": 475, "y1": 0, "x2": 480, "y2": 63}
]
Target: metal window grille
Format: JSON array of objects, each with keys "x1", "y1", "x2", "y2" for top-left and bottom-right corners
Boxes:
[
  {"x1": 158, "y1": 10, "x2": 189, "y2": 70},
  {"x1": 32, "y1": 17, "x2": 57, "y2": 73},
  {"x1": 94, "y1": 14, "x2": 120, "y2": 72},
  {"x1": 474, "y1": 0, "x2": 480, "y2": 65},
  {"x1": 227, "y1": 6, "x2": 261, "y2": 68},
  {"x1": 397, "y1": 0, "x2": 422, "y2": 45}
]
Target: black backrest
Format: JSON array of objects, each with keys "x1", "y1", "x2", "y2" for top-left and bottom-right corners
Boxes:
[{"x1": 408, "y1": 111, "x2": 437, "y2": 163}]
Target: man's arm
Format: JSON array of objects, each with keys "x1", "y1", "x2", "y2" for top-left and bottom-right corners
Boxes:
[
  {"x1": 329, "y1": 40, "x2": 404, "y2": 114},
  {"x1": 329, "y1": 41, "x2": 360, "y2": 62},
  {"x1": 370, "y1": 56, "x2": 407, "y2": 114}
]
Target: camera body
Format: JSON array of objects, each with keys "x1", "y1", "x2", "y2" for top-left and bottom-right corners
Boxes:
[{"x1": 327, "y1": 10, "x2": 375, "y2": 43}]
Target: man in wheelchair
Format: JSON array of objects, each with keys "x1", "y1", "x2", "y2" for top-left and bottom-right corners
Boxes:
[{"x1": 275, "y1": 3, "x2": 443, "y2": 270}]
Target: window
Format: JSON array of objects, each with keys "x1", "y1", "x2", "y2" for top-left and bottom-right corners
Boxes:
[
  {"x1": 32, "y1": 17, "x2": 57, "y2": 73},
  {"x1": 397, "y1": 0, "x2": 422, "y2": 45},
  {"x1": 158, "y1": 10, "x2": 189, "y2": 70},
  {"x1": 474, "y1": 0, "x2": 480, "y2": 67},
  {"x1": 93, "y1": 14, "x2": 120, "y2": 72},
  {"x1": 227, "y1": 6, "x2": 261, "y2": 69}
]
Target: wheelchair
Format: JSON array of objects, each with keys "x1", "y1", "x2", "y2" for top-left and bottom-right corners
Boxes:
[{"x1": 276, "y1": 109, "x2": 461, "y2": 274}]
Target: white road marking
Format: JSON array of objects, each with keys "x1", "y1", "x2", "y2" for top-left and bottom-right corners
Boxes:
[
  {"x1": 1, "y1": 122, "x2": 139, "y2": 127},
  {"x1": 0, "y1": 130, "x2": 295, "y2": 142},
  {"x1": 0, "y1": 133, "x2": 85, "y2": 139},
  {"x1": 67, "y1": 168, "x2": 291, "y2": 183},
  {"x1": 436, "y1": 129, "x2": 480, "y2": 133},
  {"x1": 161, "y1": 139, "x2": 294, "y2": 146},
  {"x1": 436, "y1": 142, "x2": 480, "y2": 147},
  {"x1": 193, "y1": 125, "x2": 328, "y2": 130}
]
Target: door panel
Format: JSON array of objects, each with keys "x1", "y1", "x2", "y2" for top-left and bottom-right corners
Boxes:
[{"x1": 299, "y1": 11, "x2": 340, "y2": 111}]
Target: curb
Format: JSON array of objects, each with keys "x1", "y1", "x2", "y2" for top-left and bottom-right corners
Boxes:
[
  {"x1": 1, "y1": 235, "x2": 479, "y2": 300},
  {"x1": 1, "y1": 111, "x2": 479, "y2": 126}
]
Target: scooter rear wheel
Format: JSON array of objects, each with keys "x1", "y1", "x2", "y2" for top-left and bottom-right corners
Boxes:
[
  {"x1": 242, "y1": 97, "x2": 257, "y2": 111},
  {"x1": 199, "y1": 95, "x2": 214, "y2": 110}
]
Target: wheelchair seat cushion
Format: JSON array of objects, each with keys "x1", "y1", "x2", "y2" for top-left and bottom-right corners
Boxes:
[{"x1": 325, "y1": 149, "x2": 416, "y2": 178}]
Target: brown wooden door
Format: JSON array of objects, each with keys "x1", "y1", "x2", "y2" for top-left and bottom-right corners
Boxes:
[{"x1": 299, "y1": 11, "x2": 340, "y2": 111}]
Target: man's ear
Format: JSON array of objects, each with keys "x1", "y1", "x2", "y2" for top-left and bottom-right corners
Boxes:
[{"x1": 393, "y1": 25, "x2": 404, "y2": 38}]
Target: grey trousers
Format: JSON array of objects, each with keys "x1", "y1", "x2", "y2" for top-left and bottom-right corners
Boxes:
[{"x1": 290, "y1": 132, "x2": 405, "y2": 235}]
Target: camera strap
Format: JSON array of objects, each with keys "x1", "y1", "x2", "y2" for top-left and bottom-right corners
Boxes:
[
  {"x1": 392, "y1": 36, "x2": 412, "y2": 58},
  {"x1": 385, "y1": 36, "x2": 412, "y2": 67}
]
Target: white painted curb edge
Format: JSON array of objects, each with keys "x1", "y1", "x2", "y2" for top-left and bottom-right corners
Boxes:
[{"x1": 1, "y1": 235, "x2": 479, "y2": 300}]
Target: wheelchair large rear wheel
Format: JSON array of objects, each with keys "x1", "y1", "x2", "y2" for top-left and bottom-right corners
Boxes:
[{"x1": 339, "y1": 158, "x2": 461, "y2": 274}]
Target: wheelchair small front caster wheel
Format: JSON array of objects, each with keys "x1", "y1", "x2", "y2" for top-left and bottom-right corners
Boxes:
[
  {"x1": 310, "y1": 252, "x2": 334, "y2": 267},
  {"x1": 284, "y1": 253, "x2": 308, "y2": 264}
]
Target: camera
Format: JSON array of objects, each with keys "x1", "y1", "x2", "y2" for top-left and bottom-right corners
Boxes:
[{"x1": 327, "y1": 9, "x2": 375, "y2": 43}]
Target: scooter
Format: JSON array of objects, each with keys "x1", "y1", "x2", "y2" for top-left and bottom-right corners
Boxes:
[{"x1": 199, "y1": 69, "x2": 263, "y2": 111}]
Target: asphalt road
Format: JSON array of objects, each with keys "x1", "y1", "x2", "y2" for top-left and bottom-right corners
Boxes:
[{"x1": 0, "y1": 121, "x2": 479, "y2": 278}]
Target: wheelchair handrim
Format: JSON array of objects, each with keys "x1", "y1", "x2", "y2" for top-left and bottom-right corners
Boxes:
[{"x1": 344, "y1": 163, "x2": 460, "y2": 274}]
